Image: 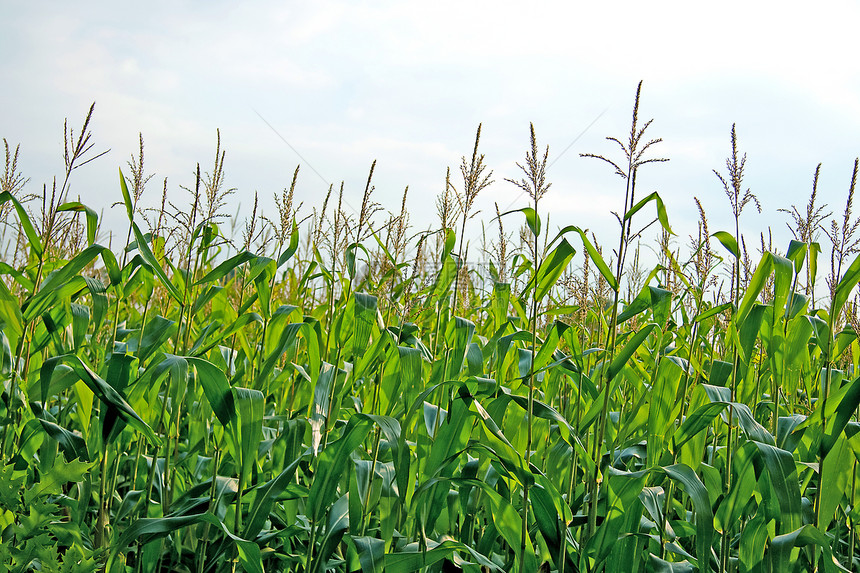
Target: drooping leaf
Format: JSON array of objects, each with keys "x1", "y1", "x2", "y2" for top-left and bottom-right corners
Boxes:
[
  {"x1": 187, "y1": 356, "x2": 235, "y2": 427},
  {"x1": 623, "y1": 191, "x2": 674, "y2": 235},
  {"x1": 552, "y1": 225, "x2": 617, "y2": 291},
  {"x1": 383, "y1": 538, "x2": 499, "y2": 572},
  {"x1": 659, "y1": 464, "x2": 714, "y2": 570},
  {"x1": 712, "y1": 231, "x2": 739, "y2": 259},
  {"x1": 767, "y1": 524, "x2": 850, "y2": 573},
  {"x1": 40, "y1": 354, "x2": 159, "y2": 445},
  {"x1": 500, "y1": 206, "x2": 541, "y2": 237},
  {"x1": 353, "y1": 535, "x2": 385, "y2": 573},
  {"x1": 37, "y1": 419, "x2": 89, "y2": 462},
  {"x1": 754, "y1": 442, "x2": 802, "y2": 534},
  {"x1": 57, "y1": 201, "x2": 98, "y2": 246}
]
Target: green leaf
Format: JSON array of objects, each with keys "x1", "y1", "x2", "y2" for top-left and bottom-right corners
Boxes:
[
  {"x1": 136, "y1": 223, "x2": 183, "y2": 303},
  {"x1": 819, "y1": 434, "x2": 853, "y2": 531},
  {"x1": 698, "y1": 383, "x2": 775, "y2": 445},
  {"x1": 191, "y1": 312, "x2": 262, "y2": 357},
  {"x1": 257, "y1": 321, "x2": 317, "y2": 388},
  {"x1": 58, "y1": 201, "x2": 98, "y2": 246},
  {"x1": 346, "y1": 242, "x2": 370, "y2": 279},
  {"x1": 119, "y1": 168, "x2": 134, "y2": 219},
  {"x1": 449, "y1": 316, "x2": 475, "y2": 378},
  {"x1": 739, "y1": 511, "x2": 769, "y2": 572},
  {"x1": 673, "y1": 402, "x2": 727, "y2": 453},
  {"x1": 186, "y1": 356, "x2": 235, "y2": 427},
  {"x1": 715, "y1": 442, "x2": 756, "y2": 534},
  {"x1": 244, "y1": 453, "x2": 304, "y2": 539},
  {"x1": 442, "y1": 227, "x2": 456, "y2": 260},
  {"x1": 469, "y1": 400, "x2": 534, "y2": 488},
  {"x1": 532, "y1": 320, "x2": 569, "y2": 373},
  {"x1": 648, "y1": 555, "x2": 695, "y2": 572},
  {"x1": 786, "y1": 239, "x2": 807, "y2": 272},
  {"x1": 353, "y1": 292, "x2": 378, "y2": 357},
  {"x1": 519, "y1": 236, "x2": 576, "y2": 305},
  {"x1": 832, "y1": 250, "x2": 860, "y2": 326},
  {"x1": 364, "y1": 414, "x2": 409, "y2": 501},
  {"x1": 309, "y1": 362, "x2": 340, "y2": 454},
  {"x1": 311, "y1": 493, "x2": 350, "y2": 573},
  {"x1": 769, "y1": 252, "x2": 793, "y2": 323},
  {"x1": 106, "y1": 513, "x2": 256, "y2": 573},
  {"x1": 754, "y1": 442, "x2": 802, "y2": 534},
  {"x1": 412, "y1": 474, "x2": 536, "y2": 570},
  {"x1": 768, "y1": 525, "x2": 850, "y2": 573},
  {"x1": 499, "y1": 386, "x2": 593, "y2": 472},
  {"x1": 733, "y1": 401, "x2": 775, "y2": 446},
  {"x1": 477, "y1": 479, "x2": 538, "y2": 570},
  {"x1": 500, "y1": 206, "x2": 541, "y2": 237},
  {"x1": 120, "y1": 169, "x2": 183, "y2": 303},
  {"x1": 383, "y1": 539, "x2": 499, "y2": 572},
  {"x1": 426, "y1": 395, "x2": 474, "y2": 474},
  {"x1": 194, "y1": 251, "x2": 255, "y2": 285},
  {"x1": 0, "y1": 191, "x2": 42, "y2": 257},
  {"x1": 589, "y1": 467, "x2": 648, "y2": 567},
  {"x1": 647, "y1": 357, "x2": 685, "y2": 463},
  {"x1": 712, "y1": 231, "x2": 739, "y2": 259},
  {"x1": 617, "y1": 284, "x2": 652, "y2": 323},
  {"x1": 235, "y1": 539, "x2": 264, "y2": 573},
  {"x1": 0, "y1": 279, "x2": 23, "y2": 344},
  {"x1": 822, "y1": 373, "x2": 860, "y2": 457},
  {"x1": 608, "y1": 323, "x2": 656, "y2": 380},
  {"x1": 307, "y1": 416, "x2": 374, "y2": 523},
  {"x1": 623, "y1": 191, "x2": 674, "y2": 235},
  {"x1": 277, "y1": 220, "x2": 301, "y2": 267},
  {"x1": 659, "y1": 464, "x2": 714, "y2": 570},
  {"x1": 232, "y1": 387, "x2": 264, "y2": 484},
  {"x1": 136, "y1": 315, "x2": 177, "y2": 363},
  {"x1": 693, "y1": 302, "x2": 733, "y2": 324},
  {"x1": 251, "y1": 256, "x2": 276, "y2": 319},
  {"x1": 25, "y1": 457, "x2": 93, "y2": 502},
  {"x1": 529, "y1": 475, "x2": 575, "y2": 571},
  {"x1": 491, "y1": 281, "x2": 511, "y2": 328},
  {"x1": 553, "y1": 225, "x2": 617, "y2": 291},
  {"x1": 809, "y1": 241, "x2": 821, "y2": 294},
  {"x1": 23, "y1": 244, "x2": 112, "y2": 322},
  {"x1": 40, "y1": 354, "x2": 159, "y2": 445},
  {"x1": 37, "y1": 419, "x2": 89, "y2": 462},
  {"x1": 353, "y1": 536, "x2": 385, "y2": 573},
  {"x1": 736, "y1": 253, "x2": 774, "y2": 325}
]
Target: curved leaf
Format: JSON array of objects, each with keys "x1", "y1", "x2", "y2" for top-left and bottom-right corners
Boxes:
[
  {"x1": 187, "y1": 356, "x2": 235, "y2": 427},
  {"x1": 660, "y1": 464, "x2": 714, "y2": 570},
  {"x1": 712, "y1": 231, "x2": 739, "y2": 259},
  {"x1": 40, "y1": 354, "x2": 159, "y2": 445},
  {"x1": 624, "y1": 191, "x2": 674, "y2": 235}
]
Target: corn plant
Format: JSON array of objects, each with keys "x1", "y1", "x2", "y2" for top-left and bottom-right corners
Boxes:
[{"x1": 2, "y1": 90, "x2": 860, "y2": 573}]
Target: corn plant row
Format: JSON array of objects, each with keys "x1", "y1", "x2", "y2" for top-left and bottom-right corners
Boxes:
[{"x1": 1, "y1": 88, "x2": 860, "y2": 572}]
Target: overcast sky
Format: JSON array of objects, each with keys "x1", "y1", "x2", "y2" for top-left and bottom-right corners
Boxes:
[{"x1": 2, "y1": 1, "x2": 859, "y2": 266}]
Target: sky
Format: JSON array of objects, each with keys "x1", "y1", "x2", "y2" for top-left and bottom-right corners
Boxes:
[{"x1": 2, "y1": 0, "x2": 860, "y2": 270}]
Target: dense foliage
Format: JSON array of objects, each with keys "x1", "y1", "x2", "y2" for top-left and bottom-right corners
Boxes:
[{"x1": 2, "y1": 90, "x2": 860, "y2": 572}]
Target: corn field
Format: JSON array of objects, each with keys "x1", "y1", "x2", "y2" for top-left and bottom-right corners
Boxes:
[{"x1": 2, "y1": 88, "x2": 860, "y2": 572}]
